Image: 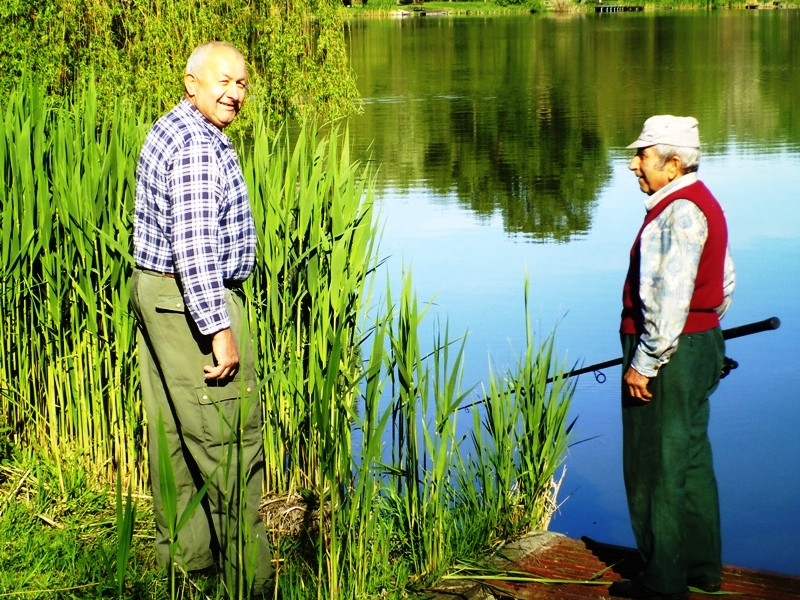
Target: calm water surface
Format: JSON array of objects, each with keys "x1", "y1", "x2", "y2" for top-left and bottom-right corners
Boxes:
[{"x1": 345, "y1": 11, "x2": 800, "y2": 575}]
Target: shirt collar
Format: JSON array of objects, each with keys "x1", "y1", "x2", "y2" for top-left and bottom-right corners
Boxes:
[
  {"x1": 177, "y1": 98, "x2": 234, "y2": 148},
  {"x1": 645, "y1": 172, "x2": 698, "y2": 212}
]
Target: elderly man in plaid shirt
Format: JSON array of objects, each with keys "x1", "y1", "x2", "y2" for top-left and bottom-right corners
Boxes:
[{"x1": 130, "y1": 41, "x2": 273, "y2": 595}]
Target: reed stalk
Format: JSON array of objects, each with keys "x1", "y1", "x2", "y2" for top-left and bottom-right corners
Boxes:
[{"x1": 113, "y1": 469, "x2": 136, "y2": 598}]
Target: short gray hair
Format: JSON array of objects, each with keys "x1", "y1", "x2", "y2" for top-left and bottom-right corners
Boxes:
[
  {"x1": 652, "y1": 143, "x2": 701, "y2": 174},
  {"x1": 185, "y1": 41, "x2": 244, "y2": 76}
]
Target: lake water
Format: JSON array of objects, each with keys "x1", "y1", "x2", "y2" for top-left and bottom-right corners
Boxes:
[{"x1": 345, "y1": 10, "x2": 800, "y2": 576}]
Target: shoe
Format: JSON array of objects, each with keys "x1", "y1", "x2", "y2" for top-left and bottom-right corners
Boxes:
[
  {"x1": 609, "y1": 579, "x2": 688, "y2": 600},
  {"x1": 687, "y1": 577, "x2": 722, "y2": 592}
]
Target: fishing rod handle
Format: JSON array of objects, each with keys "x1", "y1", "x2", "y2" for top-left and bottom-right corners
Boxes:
[{"x1": 722, "y1": 316, "x2": 781, "y2": 341}]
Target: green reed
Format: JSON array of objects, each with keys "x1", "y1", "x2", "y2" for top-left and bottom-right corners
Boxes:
[
  {"x1": 0, "y1": 79, "x2": 576, "y2": 598},
  {"x1": 0, "y1": 79, "x2": 146, "y2": 491},
  {"x1": 462, "y1": 279, "x2": 576, "y2": 539},
  {"x1": 113, "y1": 467, "x2": 137, "y2": 598},
  {"x1": 357, "y1": 274, "x2": 576, "y2": 593},
  {"x1": 241, "y1": 117, "x2": 382, "y2": 597}
]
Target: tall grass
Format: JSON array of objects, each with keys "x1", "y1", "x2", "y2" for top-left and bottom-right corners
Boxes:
[
  {"x1": 0, "y1": 79, "x2": 576, "y2": 598},
  {"x1": 0, "y1": 79, "x2": 146, "y2": 490}
]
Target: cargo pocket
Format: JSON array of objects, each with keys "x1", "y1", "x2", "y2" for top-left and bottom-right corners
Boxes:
[
  {"x1": 195, "y1": 379, "x2": 259, "y2": 450},
  {"x1": 155, "y1": 295, "x2": 186, "y2": 314}
]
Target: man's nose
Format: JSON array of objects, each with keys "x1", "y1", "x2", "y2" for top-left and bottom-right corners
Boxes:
[
  {"x1": 226, "y1": 83, "x2": 245, "y2": 102},
  {"x1": 628, "y1": 156, "x2": 640, "y2": 171}
]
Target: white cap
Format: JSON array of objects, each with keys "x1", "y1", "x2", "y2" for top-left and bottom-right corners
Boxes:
[{"x1": 627, "y1": 115, "x2": 700, "y2": 149}]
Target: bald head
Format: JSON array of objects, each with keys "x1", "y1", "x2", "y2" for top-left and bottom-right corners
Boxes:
[
  {"x1": 186, "y1": 42, "x2": 246, "y2": 78},
  {"x1": 184, "y1": 42, "x2": 248, "y2": 129}
]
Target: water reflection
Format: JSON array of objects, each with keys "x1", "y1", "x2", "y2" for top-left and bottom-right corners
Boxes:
[
  {"x1": 348, "y1": 15, "x2": 617, "y2": 240},
  {"x1": 346, "y1": 11, "x2": 799, "y2": 239}
]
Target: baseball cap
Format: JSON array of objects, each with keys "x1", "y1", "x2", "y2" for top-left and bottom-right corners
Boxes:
[{"x1": 627, "y1": 115, "x2": 700, "y2": 149}]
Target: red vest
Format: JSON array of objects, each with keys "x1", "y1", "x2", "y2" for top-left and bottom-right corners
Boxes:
[{"x1": 621, "y1": 180, "x2": 728, "y2": 336}]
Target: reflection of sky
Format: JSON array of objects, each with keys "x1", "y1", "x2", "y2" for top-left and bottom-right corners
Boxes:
[
  {"x1": 706, "y1": 152, "x2": 800, "y2": 244},
  {"x1": 373, "y1": 151, "x2": 800, "y2": 576}
]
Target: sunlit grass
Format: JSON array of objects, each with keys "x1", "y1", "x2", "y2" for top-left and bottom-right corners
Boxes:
[{"x1": 0, "y1": 457, "x2": 156, "y2": 599}]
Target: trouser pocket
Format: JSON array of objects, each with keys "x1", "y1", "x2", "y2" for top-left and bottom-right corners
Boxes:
[{"x1": 195, "y1": 379, "x2": 260, "y2": 452}]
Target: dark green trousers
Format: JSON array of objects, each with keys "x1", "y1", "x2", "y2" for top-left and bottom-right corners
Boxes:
[
  {"x1": 621, "y1": 329, "x2": 724, "y2": 595},
  {"x1": 130, "y1": 269, "x2": 274, "y2": 592}
]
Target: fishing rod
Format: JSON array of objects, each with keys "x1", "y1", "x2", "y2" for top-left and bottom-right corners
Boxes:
[
  {"x1": 457, "y1": 316, "x2": 781, "y2": 412},
  {"x1": 547, "y1": 316, "x2": 781, "y2": 384}
]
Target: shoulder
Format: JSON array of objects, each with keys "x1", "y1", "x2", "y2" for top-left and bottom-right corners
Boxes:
[
  {"x1": 657, "y1": 198, "x2": 706, "y2": 231},
  {"x1": 663, "y1": 198, "x2": 705, "y2": 218},
  {"x1": 143, "y1": 104, "x2": 224, "y2": 166},
  {"x1": 149, "y1": 101, "x2": 225, "y2": 148},
  {"x1": 664, "y1": 178, "x2": 724, "y2": 225},
  {"x1": 653, "y1": 177, "x2": 709, "y2": 224}
]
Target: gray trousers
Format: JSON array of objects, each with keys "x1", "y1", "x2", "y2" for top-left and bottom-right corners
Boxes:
[{"x1": 130, "y1": 269, "x2": 273, "y2": 591}]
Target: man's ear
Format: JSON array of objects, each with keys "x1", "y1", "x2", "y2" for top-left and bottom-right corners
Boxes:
[
  {"x1": 667, "y1": 155, "x2": 685, "y2": 180},
  {"x1": 184, "y1": 73, "x2": 197, "y2": 97}
]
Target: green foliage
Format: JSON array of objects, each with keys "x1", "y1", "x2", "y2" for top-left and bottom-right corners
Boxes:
[
  {"x1": 466, "y1": 280, "x2": 575, "y2": 536},
  {"x1": 242, "y1": 119, "x2": 383, "y2": 597},
  {"x1": 0, "y1": 0, "x2": 360, "y2": 122},
  {"x1": 494, "y1": 0, "x2": 533, "y2": 7},
  {"x1": 0, "y1": 456, "x2": 157, "y2": 599}
]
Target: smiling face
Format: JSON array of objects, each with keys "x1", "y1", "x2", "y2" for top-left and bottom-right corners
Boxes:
[
  {"x1": 184, "y1": 46, "x2": 248, "y2": 130},
  {"x1": 628, "y1": 145, "x2": 681, "y2": 195}
]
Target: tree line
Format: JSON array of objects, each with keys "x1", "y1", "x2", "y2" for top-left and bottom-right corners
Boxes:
[{"x1": 0, "y1": 0, "x2": 360, "y2": 122}]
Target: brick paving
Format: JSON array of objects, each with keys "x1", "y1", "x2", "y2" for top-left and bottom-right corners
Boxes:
[{"x1": 430, "y1": 533, "x2": 800, "y2": 600}]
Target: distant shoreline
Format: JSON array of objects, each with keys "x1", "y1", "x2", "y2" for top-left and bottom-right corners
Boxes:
[{"x1": 340, "y1": 0, "x2": 798, "y2": 18}]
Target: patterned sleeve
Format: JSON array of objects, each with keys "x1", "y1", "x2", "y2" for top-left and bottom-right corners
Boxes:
[
  {"x1": 170, "y1": 139, "x2": 231, "y2": 335},
  {"x1": 631, "y1": 200, "x2": 707, "y2": 377},
  {"x1": 716, "y1": 248, "x2": 736, "y2": 319}
]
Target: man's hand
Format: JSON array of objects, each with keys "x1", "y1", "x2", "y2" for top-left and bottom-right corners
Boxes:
[
  {"x1": 204, "y1": 328, "x2": 239, "y2": 380},
  {"x1": 624, "y1": 366, "x2": 652, "y2": 402}
]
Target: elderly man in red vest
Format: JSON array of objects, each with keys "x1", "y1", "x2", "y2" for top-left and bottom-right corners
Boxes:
[{"x1": 610, "y1": 116, "x2": 736, "y2": 600}]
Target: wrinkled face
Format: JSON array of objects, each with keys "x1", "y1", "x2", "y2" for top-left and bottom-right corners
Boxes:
[
  {"x1": 628, "y1": 146, "x2": 673, "y2": 195},
  {"x1": 185, "y1": 47, "x2": 248, "y2": 129}
]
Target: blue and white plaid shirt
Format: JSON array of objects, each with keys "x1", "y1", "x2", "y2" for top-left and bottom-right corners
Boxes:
[{"x1": 134, "y1": 99, "x2": 256, "y2": 335}]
